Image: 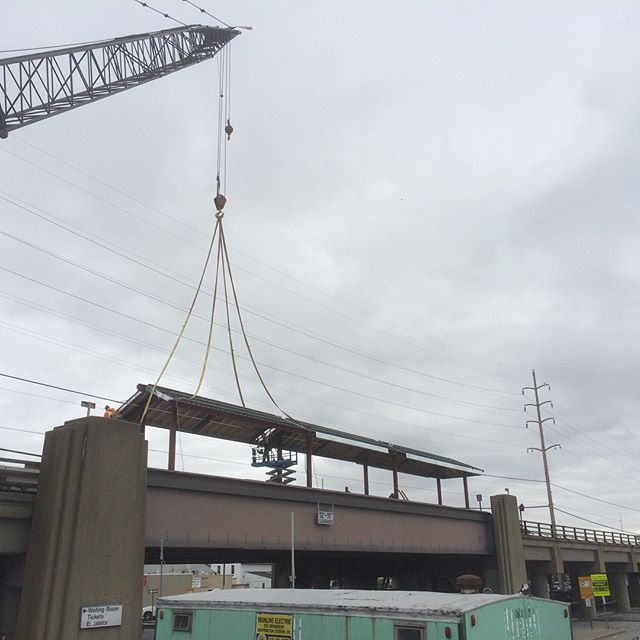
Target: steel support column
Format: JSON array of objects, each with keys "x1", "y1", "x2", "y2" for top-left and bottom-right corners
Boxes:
[
  {"x1": 305, "y1": 432, "x2": 313, "y2": 488},
  {"x1": 463, "y1": 476, "x2": 470, "y2": 509},
  {"x1": 392, "y1": 457, "x2": 399, "y2": 499},
  {"x1": 436, "y1": 477, "x2": 443, "y2": 506},
  {"x1": 363, "y1": 464, "x2": 369, "y2": 496},
  {"x1": 168, "y1": 402, "x2": 177, "y2": 471}
]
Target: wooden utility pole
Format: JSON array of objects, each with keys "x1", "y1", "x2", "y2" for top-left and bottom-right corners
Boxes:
[{"x1": 523, "y1": 369, "x2": 560, "y2": 537}]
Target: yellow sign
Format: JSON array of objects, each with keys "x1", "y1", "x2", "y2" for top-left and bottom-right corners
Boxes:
[
  {"x1": 590, "y1": 573, "x2": 610, "y2": 597},
  {"x1": 256, "y1": 613, "x2": 293, "y2": 640},
  {"x1": 578, "y1": 576, "x2": 593, "y2": 599}
]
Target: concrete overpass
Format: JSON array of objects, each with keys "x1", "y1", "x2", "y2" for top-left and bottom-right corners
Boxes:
[
  {"x1": 145, "y1": 467, "x2": 494, "y2": 589},
  {"x1": 1, "y1": 416, "x2": 639, "y2": 640}
]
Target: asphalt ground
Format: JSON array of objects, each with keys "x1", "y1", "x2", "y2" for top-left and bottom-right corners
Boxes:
[{"x1": 573, "y1": 616, "x2": 640, "y2": 640}]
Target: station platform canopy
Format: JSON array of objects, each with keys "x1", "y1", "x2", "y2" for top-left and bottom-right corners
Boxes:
[{"x1": 118, "y1": 384, "x2": 483, "y2": 482}]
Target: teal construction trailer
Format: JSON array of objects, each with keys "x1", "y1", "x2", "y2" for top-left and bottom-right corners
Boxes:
[{"x1": 155, "y1": 589, "x2": 573, "y2": 640}]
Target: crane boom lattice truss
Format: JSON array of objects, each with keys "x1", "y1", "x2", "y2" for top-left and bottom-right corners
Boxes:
[{"x1": 0, "y1": 25, "x2": 239, "y2": 138}]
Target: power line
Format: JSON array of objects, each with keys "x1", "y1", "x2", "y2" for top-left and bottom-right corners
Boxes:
[
  {"x1": 0, "y1": 238, "x2": 522, "y2": 418},
  {"x1": 477, "y1": 472, "x2": 640, "y2": 515},
  {"x1": 0, "y1": 148, "x2": 206, "y2": 252},
  {"x1": 0, "y1": 314, "x2": 522, "y2": 432},
  {"x1": 554, "y1": 507, "x2": 638, "y2": 535},
  {"x1": 2, "y1": 140, "x2": 524, "y2": 387},
  {"x1": 552, "y1": 483, "x2": 640, "y2": 514},
  {"x1": 543, "y1": 404, "x2": 638, "y2": 465},
  {"x1": 0, "y1": 193, "x2": 519, "y2": 401},
  {"x1": 0, "y1": 373, "x2": 122, "y2": 403},
  {"x1": 0, "y1": 385, "x2": 80, "y2": 407},
  {"x1": 543, "y1": 423, "x2": 639, "y2": 482},
  {"x1": 0, "y1": 294, "x2": 526, "y2": 450},
  {"x1": 0, "y1": 426, "x2": 46, "y2": 435},
  {"x1": 0, "y1": 447, "x2": 41, "y2": 458},
  {"x1": 482, "y1": 473, "x2": 544, "y2": 483}
]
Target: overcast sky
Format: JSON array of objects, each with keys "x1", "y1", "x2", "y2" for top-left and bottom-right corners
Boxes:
[{"x1": 2, "y1": 1, "x2": 639, "y2": 535}]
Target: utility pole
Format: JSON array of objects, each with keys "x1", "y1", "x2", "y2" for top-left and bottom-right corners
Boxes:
[
  {"x1": 523, "y1": 369, "x2": 560, "y2": 537},
  {"x1": 290, "y1": 512, "x2": 296, "y2": 589}
]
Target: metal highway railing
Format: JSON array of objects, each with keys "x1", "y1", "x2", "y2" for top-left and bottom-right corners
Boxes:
[
  {"x1": 0, "y1": 452, "x2": 40, "y2": 494},
  {"x1": 521, "y1": 520, "x2": 640, "y2": 546}
]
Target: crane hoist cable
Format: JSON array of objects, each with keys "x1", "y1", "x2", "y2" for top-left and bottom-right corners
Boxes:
[
  {"x1": 221, "y1": 243, "x2": 244, "y2": 406},
  {"x1": 139, "y1": 221, "x2": 219, "y2": 424},
  {"x1": 139, "y1": 41, "x2": 231, "y2": 422},
  {"x1": 139, "y1": 31, "x2": 303, "y2": 430},
  {"x1": 132, "y1": 0, "x2": 188, "y2": 26},
  {"x1": 192, "y1": 217, "x2": 223, "y2": 397}
]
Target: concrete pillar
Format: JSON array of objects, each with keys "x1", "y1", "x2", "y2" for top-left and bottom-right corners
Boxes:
[
  {"x1": 613, "y1": 573, "x2": 631, "y2": 612},
  {"x1": 463, "y1": 477, "x2": 470, "y2": 509},
  {"x1": 15, "y1": 416, "x2": 147, "y2": 640},
  {"x1": 481, "y1": 563, "x2": 499, "y2": 594},
  {"x1": 530, "y1": 573, "x2": 550, "y2": 599},
  {"x1": 628, "y1": 573, "x2": 640, "y2": 607},
  {"x1": 490, "y1": 494, "x2": 527, "y2": 594},
  {"x1": 0, "y1": 555, "x2": 25, "y2": 640}
]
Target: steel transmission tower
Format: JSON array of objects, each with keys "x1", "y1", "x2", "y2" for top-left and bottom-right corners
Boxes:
[
  {"x1": 0, "y1": 25, "x2": 238, "y2": 138},
  {"x1": 523, "y1": 369, "x2": 560, "y2": 536}
]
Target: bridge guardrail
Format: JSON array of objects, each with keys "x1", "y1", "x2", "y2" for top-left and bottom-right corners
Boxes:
[
  {"x1": 521, "y1": 520, "x2": 640, "y2": 546},
  {"x1": 0, "y1": 458, "x2": 40, "y2": 494}
]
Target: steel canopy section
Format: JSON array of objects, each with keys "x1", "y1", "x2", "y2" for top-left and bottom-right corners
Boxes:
[
  {"x1": 117, "y1": 384, "x2": 482, "y2": 480},
  {"x1": 0, "y1": 25, "x2": 239, "y2": 137}
]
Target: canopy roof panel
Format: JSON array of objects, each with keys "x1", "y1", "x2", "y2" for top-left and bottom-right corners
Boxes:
[{"x1": 117, "y1": 384, "x2": 483, "y2": 480}]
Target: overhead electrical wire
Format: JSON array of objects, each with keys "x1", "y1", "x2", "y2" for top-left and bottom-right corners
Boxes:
[
  {"x1": 542, "y1": 422, "x2": 639, "y2": 481},
  {"x1": 0, "y1": 223, "x2": 517, "y2": 401},
  {"x1": 542, "y1": 404, "x2": 637, "y2": 465},
  {"x1": 0, "y1": 144, "x2": 524, "y2": 389},
  {"x1": 0, "y1": 372, "x2": 122, "y2": 403},
  {"x1": 522, "y1": 391, "x2": 640, "y2": 480},
  {"x1": 1, "y1": 194, "x2": 519, "y2": 403},
  {"x1": 2, "y1": 368, "x2": 638, "y2": 514},
  {"x1": 554, "y1": 507, "x2": 638, "y2": 535},
  {"x1": 0, "y1": 386, "x2": 81, "y2": 407},
  {"x1": 551, "y1": 484, "x2": 640, "y2": 514},
  {"x1": 0, "y1": 426, "x2": 46, "y2": 436},
  {"x1": 0, "y1": 447, "x2": 41, "y2": 458},
  {"x1": 0, "y1": 222, "x2": 523, "y2": 409},
  {"x1": 0, "y1": 309, "x2": 522, "y2": 431},
  {"x1": 0, "y1": 287, "x2": 526, "y2": 449}
]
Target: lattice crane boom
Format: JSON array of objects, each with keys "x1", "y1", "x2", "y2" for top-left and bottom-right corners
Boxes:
[{"x1": 0, "y1": 25, "x2": 239, "y2": 138}]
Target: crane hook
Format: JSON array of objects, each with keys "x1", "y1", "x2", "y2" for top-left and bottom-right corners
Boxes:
[
  {"x1": 225, "y1": 119, "x2": 234, "y2": 140},
  {"x1": 214, "y1": 193, "x2": 227, "y2": 213}
]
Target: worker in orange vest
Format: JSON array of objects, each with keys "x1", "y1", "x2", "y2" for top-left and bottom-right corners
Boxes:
[{"x1": 104, "y1": 405, "x2": 117, "y2": 418}]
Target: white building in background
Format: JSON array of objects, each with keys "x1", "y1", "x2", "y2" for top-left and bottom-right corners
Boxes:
[
  {"x1": 210, "y1": 563, "x2": 272, "y2": 589},
  {"x1": 143, "y1": 563, "x2": 272, "y2": 589}
]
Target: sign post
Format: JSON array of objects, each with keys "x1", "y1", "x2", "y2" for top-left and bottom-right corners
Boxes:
[
  {"x1": 578, "y1": 576, "x2": 594, "y2": 629},
  {"x1": 148, "y1": 588, "x2": 159, "y2": 616},
  {"x1": 591, "y1": 574, "x2": 611, "y2": 629}
]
